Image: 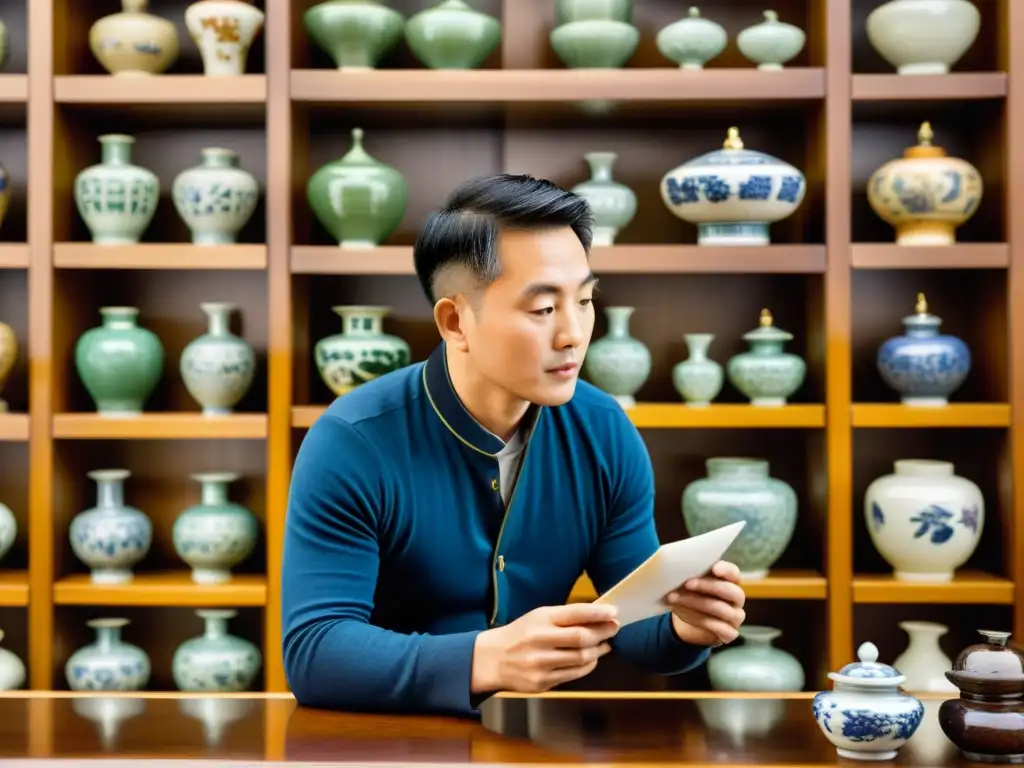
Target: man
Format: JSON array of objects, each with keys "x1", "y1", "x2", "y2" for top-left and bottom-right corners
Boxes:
[{"x1": 281, "y1": 174, "x2": 746, "y2": 717}]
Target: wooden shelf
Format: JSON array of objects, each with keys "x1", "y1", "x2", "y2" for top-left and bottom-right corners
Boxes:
[
  {"x1": 291, "y1": 68, "x2": 827, "y2": 104},
  {"x1": 851, "y1": 244, "x2": 1010, "y2": 269},
  {"x1": 52, "y1": 413, "x2": 268, "y2": 440},
  {"x1": 853, "y1": 571, "x2": 1014, "y2": 604},
  {"x1": 851, "y1": 72, "x2": 1007, "y2": 101},
  {"x1": 0, "y1": 244, "x2": 29, "y2": 268},
  {"x1": 0, "y1": 414, "x2": 29, "y2": 441},
  {"x1": 0, "y1": 75, "x2": 27, "y2": 103},
  {"x1": 54, "y1": 243, "x2": 268, "y2": 270},
  {"x1": 0, "y1": 571, "x2": 29, "y2": 606},
  {"x1": 53, "y1": 75, "x2": 267, "y2": 105},
  {"x1": 570, "y1": 570, "x2": 827, "y2": 603},
  {"x1": 293, "y1": 404, "x2": 825, "y2": 430},
  {"x1": 851, "y1": 403, "x2": 1011, "y2": 428},
  {"x1": 53, "y1": 572, "x2": 267, "y2": 606}
]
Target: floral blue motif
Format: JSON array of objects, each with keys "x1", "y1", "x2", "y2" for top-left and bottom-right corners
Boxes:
[
  {"x1": 812, "y1": 696, "x2": 924, "y2": 742},
  {"x1": 960, "y1": 504, "x2": 980, "y2": 534},
  {"x1": 739, "y1": 175, "x2": 772, "y2": 200},
  {"x1": 910, "y1": 504, "x2": 956, "y2": 544},
  {"x1": 777, "y1": 175, "x2": 803, "y2": 204},
  {"x1": 877, "y1": 335, "x2": 971, "y2": 399},
  {"x1": 871, "y1": 501, "x2": 885, "y2": 530}
]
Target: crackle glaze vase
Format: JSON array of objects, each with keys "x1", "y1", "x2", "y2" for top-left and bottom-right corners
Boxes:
[
  {"x1": 180, "y1": 302, "x2": 255, "y2": 415},
  {"x1": 865, "y1": 459, "x2": 983, "y2": 582},
  {"x1": 74, "y1": 134, "x2": 160, "y2": 245},
  {"x1": 184, "y1": 0, "x2": 265, "y2": 76},
  {"x1": 681, "y1": 457, "x2": 796, "y2": 579},
  {"x1": 173, "y1": 472, "x2": 259, "y2": 584},
  {"x1": 583, "y1": 306, "x2": 651, "y2": 408},
  {"x1": 172, "y1": 609, "x2": 262, "y2": 692},
  {"x1": 172, "y1": 147, "x2": 259, "y2": 244},
  {"x1": 69, "y1": 469, "x2": 152, "y2": 584},
  {"x1": 315, "y1": 305, "x2": 411, "y2": 396}
]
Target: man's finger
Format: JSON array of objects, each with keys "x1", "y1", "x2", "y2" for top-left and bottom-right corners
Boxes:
[{"x1": 548, "y1": 602, "x2": 619, "y2": 626}]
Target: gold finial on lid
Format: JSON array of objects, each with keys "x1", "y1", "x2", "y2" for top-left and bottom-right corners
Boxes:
[
  {"x1": 759, "y1": 308, "x2": 773, "y2": 327},
  {"x1": 917, "y1": 122, "x2": 933, "y2": 146},
  {"x1": 915, "y1": 292, "x2": 928, "y2": 314},
  {"x1": 723, "y1": 127, "x2": 744, "y2": 150}
]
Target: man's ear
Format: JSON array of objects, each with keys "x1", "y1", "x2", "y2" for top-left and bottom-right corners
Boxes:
[{"x1": 433, "y1": 295, "x2": 470, "y2": 353}]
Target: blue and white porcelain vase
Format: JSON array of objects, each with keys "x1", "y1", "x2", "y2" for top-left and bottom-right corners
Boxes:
[
  {"x1": 865, "y1": 459, "x2": 983, "y2": 583},
  {"x1": 570, "y1": 152, "x2": 636, "y2": 246},
  {"x1": 172, "y1": 609, "x2": 262, "y2": 692},
  {"x1": 173, "y1": 472, "x2": 259, "y2": 584},
  {"x1": 659, "y1": 127, "x2": 805, "y2": 245},
  {"x1": 707, "y1": 625, "x2": 805, "y2": 692},
  {"x1": 0, "y1": 501, "x2": 15, "y2": 564},
  {"x1": 172, "y1": 148, "x2": 259, "y2": 245},
  {"x1": 867, "y1": 122, "x2": 982, "y2": 245},
  {"x1": 681, "y1": 457, "x2": 797, "y2": 579},
  {"x1": 180, "y1": 302, "x2": 256, "y2": 415},
  {"x1": 727, "y1": 308, "x2": 805, "y2": 406},
  {"x1": 813, "y1": 641, "x2": 924, "y2": 761},
  {"x1": 877, "y1": 292, "x2": 970, "y2": 406},
  {"x1": 672, "y1": 333, "x2": 723, "y2": 406},
  {"x1": 65, "y1": 617, "x2": 151, "y2": 691},
  {"x1": 655, "y1": 7, "x2": 727, "y2": 70},
  {"x1": 314, "y1": 305, "x2": 411, "y2": 396},
  {"x1": 583, "y1": 306, "x2": 651, "y2": 408},
  {"x1": 70, "y1": 469, "x2": 152, "y2": 584}
]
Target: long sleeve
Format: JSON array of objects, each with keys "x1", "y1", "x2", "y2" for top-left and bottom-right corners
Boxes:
[
  {"x1": 584, "y1": 414, "x2": 711, "y2": 676},
  {"x1": 281, "y1": 413, "x2": 484, "y2": 716}
]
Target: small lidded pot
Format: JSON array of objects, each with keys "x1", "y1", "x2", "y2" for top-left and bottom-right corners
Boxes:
[
  {"x1": 812, "y1": 641, "x2": 924, "y2": 761},
  {"x1": 939, "y1": 629, "x2": 1024, "y2": 764}
]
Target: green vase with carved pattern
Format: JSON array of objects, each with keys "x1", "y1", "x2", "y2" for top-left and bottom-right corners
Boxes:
[{"x1": 74, "y1": 134, "x2": 159, "y2": 244}]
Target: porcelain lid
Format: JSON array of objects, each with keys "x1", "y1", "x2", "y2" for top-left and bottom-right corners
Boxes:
[
  {"x1": 682, "y1": 127, "x2": 796, "y2": 171},
  {"x1": 953, "y1": 630, "x2": 1024, "y2": 678},
  {"x1": 742, "y1": 308, "x2": 793, "y2": 342},
  {"x1": 829, "y1": 642, "x2": 905, "y2": 686}
]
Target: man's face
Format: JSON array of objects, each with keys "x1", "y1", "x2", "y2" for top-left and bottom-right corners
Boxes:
[{"x1": 463, "y1": 226, "x2": 596, "y2": 406}]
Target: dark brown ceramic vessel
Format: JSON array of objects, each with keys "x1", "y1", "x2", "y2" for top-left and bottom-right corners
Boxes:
[{"x1": 938, "y1": 629, "x2": 1024, "y2": 764}]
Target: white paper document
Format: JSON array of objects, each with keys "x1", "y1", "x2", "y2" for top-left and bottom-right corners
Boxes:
[{"x1": 592, "y1": 521, "x2": 747, "y2": 626}]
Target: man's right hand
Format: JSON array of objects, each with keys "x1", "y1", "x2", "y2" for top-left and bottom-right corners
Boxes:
[{"x1": 471, "y1": 603, "x2": 620, "y2": 694}]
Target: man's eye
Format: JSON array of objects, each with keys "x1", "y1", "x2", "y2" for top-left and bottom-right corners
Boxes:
[{"x1": 531, "y1": 307, "x2": 554, "y2": 316}]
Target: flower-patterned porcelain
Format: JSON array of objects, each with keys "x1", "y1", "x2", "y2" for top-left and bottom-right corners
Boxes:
[
  {"x1": 736, "y1": 10, "x2": 806, "y2": 70},
  {"x1": 0, "y1": 501, "x2": 16, "y2": 563},
  {"x1": 583, "y1": 306, "x2": 651, "y2": 408},
  {"x1": 74, "y1": 134, "x2": 160, "y2": 245},
  {"x1": 184, "y1": 0, "x2": 265, "y2": 76},
  {"x1": 172, "y1": 148, "x2": 259, "y2": 245},
  {"x1": 866, "y1": 0, "x2": 980, "y2": 75},
  {"x1": 655, "y1": 7, "x2": 727, "y2": 70},
  {"x1": 88, "y1": 0, "x2": 180, "y2": 76},
  {"x1": 173, "y1": 472, "x2": 259, "y2": 584},
  {"x1": 315, "y1": 306, "x2": 411, "y2": 396},
  {"x1": 681, "y1": 457, "x2": 797, "y2": 579},
  {"x1": 813, "y1": 641, "x2": 924, "y2": 761},
  {"x1": 180, "y1": 302, "x2": 255, "y2": 415},
  {"x1": 865, "y1": 459, "x2": 983, "y2": 583},
  {"x1": 69, "y1": 469, "x2": 152, "y2": 584},
  {"x1": 172, "y1": 609, "x2": 262, "y2": 692},
  {"x1": 727, "y1": 308, "x2": 805, "y2": 406},
  {"x1": 877, "y1": 293, "x2": 970, "y2": 406},
  {"x1": 65, "y1": 618, "x2": 151, "y2": 691},
  {"x1": 570, "y1": 152, "x2": 636, "y2": 246},
  {"x1": 660, "y1": 127, "x2": 805, "y2": 245},
  {"x1": 867, "y1": 122, "x2": 982, "y2": 245}
]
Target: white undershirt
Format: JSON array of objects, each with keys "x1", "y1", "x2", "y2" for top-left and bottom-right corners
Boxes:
[{"x1": 495, "y1": 428, "x2": 527, "y2": 506}]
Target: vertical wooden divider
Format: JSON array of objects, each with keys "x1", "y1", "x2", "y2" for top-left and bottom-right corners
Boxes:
[
  {"x1": 824, "y1": 0, "x2": 853, "y2": 671},
  {"x1": 27, "y1": 0, "x2": 55, "y2": 689},
  {"x1": 265, "y1": 0, "x2": 293, "y2": 693}
]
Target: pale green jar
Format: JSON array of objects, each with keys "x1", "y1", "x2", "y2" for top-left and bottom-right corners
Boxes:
[
  {"x1": 682, "y1": 457, "x2": 797, "y2": 578},
  {"x1": 307, "y1": 127, "x2": 408, "y2": 248},
  {"x1": 570, "y1": 152, "x2": 636, "y2": 246},
  {"x1": 727, "y1": 308, "x2": 806, "y2": 405},
  {"x1": 405, "y1": 0, "x2": 501, "y2": 70},
  {"x1": 315, "y1": 305, "x2": 411, "y2": 396},
  {"x1": 550, "y1": 19, "x2": 639, "y2": 68},
  {"x1": 303, "y1": 0, "x2": 404, "y2": 70},
  {"x1": 672, "y1": 332, "x2": 723, "y2": 406},
  {"x1": 180, "y1": 302, "x2": 255, "y2": 415},
  {"x1": 707, "y1": 625, "x2": 805, "y2": 691},
  {"x1": 556, "y1": 0, "x2": 632, "y2": 24},
  {"x1": 172, "y1": 472, "x2": 259, "y2": 584},
  {"x1": 583, "y1": 306, "x2": 651, "y2": 408},
  {"x1": 75, "y1": 307, "x2": 165, "y2": 416},
  {"x1": 74, "y1": 134, "x2": 159, "y2": 244},
  {"x1": 172, "y1": 609, "x2": 261, "y2": 692},
  {"x1": 171, "y1": 147, "x2": 259, "y2": 245}
]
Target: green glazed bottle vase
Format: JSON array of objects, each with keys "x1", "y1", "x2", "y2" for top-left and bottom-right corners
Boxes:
[
  {"x1": 405, "y1": 0, "x2": 501, "y2": 70},
  {"x1": 303, "y1": 0, "x2": 404, "y2": 70},
  {"x1": 74, "y1": 307, "x2": 165, "y2": 417},
  {"x1": 570, "y1": 152, "x2": 637, "y2": 246},
  {"x1": 180, "y1": 302, "x2": 256, "y2": 416},
  {"x1": 583, "y1": 306, "x2": 651, "y2": 408},
  {"x1": 172, "y1": 609, "x2": 262, "y2": 692},
  {"x1": 672, "y1": 332, "x2": 723, "y2": 406},
  {"x1": 307, "y1": 127, "x2": 408, "y2": 248},
  {"x1": 74, "y1": 134, "x2": 159, "y2": 245},
  {"x1": 315, "y1": 305, "x2": 411, "y2": 396}
]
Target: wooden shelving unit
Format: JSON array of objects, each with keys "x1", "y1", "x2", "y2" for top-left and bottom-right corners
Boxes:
[{"x1": 0, "y1": 0, "x2": 1018, "y2": 696}]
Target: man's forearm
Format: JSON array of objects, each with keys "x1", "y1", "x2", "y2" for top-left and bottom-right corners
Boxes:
[{"x1": 610, "y1": 612, "x2": 711, "y2": 675}]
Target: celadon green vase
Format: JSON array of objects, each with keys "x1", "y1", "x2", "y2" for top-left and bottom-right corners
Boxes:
[
  {"x1": 307, "y1": 127, "x2": 408, "y2": 248},
  {"x1": 404, "y1": 0, "x2": 501, "y2": 70},
  {"x1": 171, "y1": 609, "x2": 261, "y2": 692},
  {"x1": 315, "y1": 305, "x2": 411, "y2": 396},
  {"x1": 727, "y1": 308, "x2": 806, "y2": 406},
  {"x1": 707, "y1": 625, "x2": 805, "y2": 692},
  {"x1": 303, "y1": 0, "x2": 404, "y2": 70},
  {"x1": 74, "y1": 307, "x2": 165, "y2": 416},
  {"x1": 74, "y1": 134, "x2": 159, "y2": 244},
  {"x1": 583, "y1": 306, "x2": 651, "y2": 408}
]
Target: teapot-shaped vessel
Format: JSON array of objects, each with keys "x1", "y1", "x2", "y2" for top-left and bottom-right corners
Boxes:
[
  {"x1": 812, "y1": 641, "x2": 924, "y2": 761},
  {"x1": 939, "y1": 629, "x2": 1024, "y2": 764}
]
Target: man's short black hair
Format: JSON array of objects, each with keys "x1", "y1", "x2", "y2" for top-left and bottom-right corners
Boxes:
[{"x1": 413, "y1": 173, "x2": 594, "y2": 304}]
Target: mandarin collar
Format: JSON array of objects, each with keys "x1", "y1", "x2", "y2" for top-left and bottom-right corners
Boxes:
[{"x1": 422, "y1": 342, "x2": 542, "y2": 457}]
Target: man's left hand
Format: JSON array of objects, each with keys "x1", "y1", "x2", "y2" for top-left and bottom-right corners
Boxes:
[{"x1": 665, "y1": 560, "x2": 746, "y2": 647}]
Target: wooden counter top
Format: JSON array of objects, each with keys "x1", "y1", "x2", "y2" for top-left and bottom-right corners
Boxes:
[{"x1": 0, "y1": 691, "x2": 969, "y2": 765}]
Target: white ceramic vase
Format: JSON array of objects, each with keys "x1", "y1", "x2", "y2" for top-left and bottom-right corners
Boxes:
[
  {"x1": 172, "y1": 148, "x2": 259, "y2": 245},
  {"x1": 0, "y1": 628, "x2": 25, "y2": 690},
  {"x1": 864, "y1": 459, "x2": 983, "y2": 582},
  {"x1": 893, "y1": 620, "x2": 957, "y2": 693},
  {"x1": 184, "y1": 0, "x2": 265, "y2": 76},
  {"x1": 0, "y1": 500, "x2": 15, "y2": 563},
  {"x1": 866, "y1": 0, "x2": 980, "y2": 75}
]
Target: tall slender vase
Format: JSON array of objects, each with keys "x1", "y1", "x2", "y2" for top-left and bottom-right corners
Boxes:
[
  {"x1": 65, "y1": 617, "x2": 151, "y2": 691},
  {"x1": 74, "y1": 134, "x2": 160, "y2": 244},
  {"x1": 173, "y1": 472, "x2": 259, "y2": 584},
  {"x1": 570, "y1": 152, "x2": 637, "y2": 246},
  {"x1": 893, "y1": 620, "x2": 958, "y2": 693},
  {"x1": 314, "y1": 306, "x2": 411, "y2": 396},
  {"x1": 672, "y1": 333, "x2": 723, "y2": 406},
  {"x1": 583, "y1": 306, "x2": 651, "y2": 408},
  {"x1": 69, "y1": 469, "x2": 152, "y2": 584},
  {"x1": 172, "y1": 609, "x2": 262, "y2": 692},
  {"x1": 180, "y1": 302, "x2": 255, "y2": 415}
]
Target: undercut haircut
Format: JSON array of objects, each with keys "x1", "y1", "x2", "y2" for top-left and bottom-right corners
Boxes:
[{"x1": 413, "y1": 173, "x2": 594, "y2": 305}]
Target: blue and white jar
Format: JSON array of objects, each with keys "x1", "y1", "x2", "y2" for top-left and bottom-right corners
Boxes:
[
  {"x1": 172, "y1": 609, "x2": 262, "y2": 692},
  {"x1": 65, "y1": 617, "x2": 151, "y2": 691},
  {"x1": 659, "y1": 127, "x2": 805, "y2": 245},
  {"x1": 173, "y1": 472, "x2": 259, "y2": 584},
  {"x1": 172, "y1": 148, "x2": 259, "y2": 245},
  {"x1": 865, "y1": 459, "x2": 983, "y2": 582},
  {"x1": 180, "y1": 302, "x2": 256, "y2": 415},
  {"x1": 69, "y1": 469, "x2": 152, "y2": 584},
  {"x1": 877, "y1": 292, "x2": 970, "y2": 406},
  {"x1": 813, "y1": 641, "x2": 924, "y2": 761}
]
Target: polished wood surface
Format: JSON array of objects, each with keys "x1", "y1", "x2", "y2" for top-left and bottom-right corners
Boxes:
[{"x1": 0, "y1": 692, "x2": 976, "y2": 765}]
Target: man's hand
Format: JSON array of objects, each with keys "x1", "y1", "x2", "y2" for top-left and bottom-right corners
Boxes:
[
  {"x1": 471, "y1": 603, "x2": 620, "y2": 694},
  {"x1": 665, "y1": 560, "x2": 746, "y2": 647}
]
